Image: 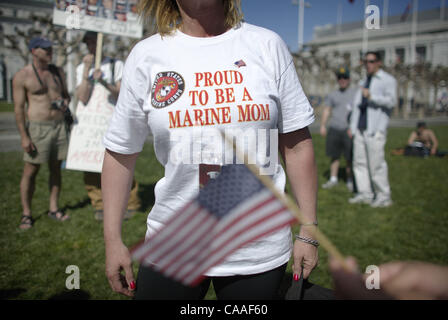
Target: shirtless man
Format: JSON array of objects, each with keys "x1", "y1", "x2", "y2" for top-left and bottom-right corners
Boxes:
[
  {"x1": 408, "y1": 122, "x2": 439, "y2": 156},
  {"x1": 13, "y1": 37, "x2": 70, "y2": 229}
]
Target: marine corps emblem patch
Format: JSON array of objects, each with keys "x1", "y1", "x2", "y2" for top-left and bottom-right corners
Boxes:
[{"x1": 151, "y1": 71, "x2": 185, "y2": 108}]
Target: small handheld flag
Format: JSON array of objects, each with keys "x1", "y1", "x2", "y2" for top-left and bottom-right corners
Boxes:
[
  {"x1": 131, "y1": 131, "x2": 350, "y2": 287},
  {"x1": 131, "y1": 164, "x2": 295, "y2": 286}
]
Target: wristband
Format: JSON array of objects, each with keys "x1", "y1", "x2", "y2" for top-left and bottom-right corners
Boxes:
[
  {"x1": 300, "y1": 221, "x2": 318, "y2": 227},
  {"x1": 295, "y1": 235, "x2": 319, "y2": 247}
]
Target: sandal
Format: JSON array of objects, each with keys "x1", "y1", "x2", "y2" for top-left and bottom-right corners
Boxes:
[
  {"x1": 19, "y1": 215, "x2": 34, "y2": 230},
  {"x1": 48, "y1": 209, "x2": 70, "y2": 222}
]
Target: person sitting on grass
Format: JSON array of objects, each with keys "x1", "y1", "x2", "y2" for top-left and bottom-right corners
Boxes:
[
  {"x1": 392, "y1": 122, "x2": 446, "y2": 157},
  {"x1": 407, "y1": 122, "x2": 439, "y2": 157}
]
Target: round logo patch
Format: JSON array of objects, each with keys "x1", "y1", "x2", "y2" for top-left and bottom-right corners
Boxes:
[{"x1": 151, "y1": 71, "x2": 185, "y2": 108}]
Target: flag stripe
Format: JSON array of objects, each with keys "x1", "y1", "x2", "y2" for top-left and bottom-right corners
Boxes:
[
  {"x1": 148, "y1": 208, "x2": 211, "y2": 265},
  {"x1": 131, "y1": 164, "x2": 298, "y2": 287},
  {"x1": 131, "y1": 200, "x2": 197, "y2": 260},
  {"x1": 175, "y1": 199, "x2": 291, "y2": 281},
  {"x1": 154, "y1": 212, "x2": 217, "y2": 269},
  {"x1": 188, "y1": 217, "x2": 293, "y2": 286},
  {"x1": 211, "y1": 197, "x2": 283, "y2": 249},
  {"x1": 179, "y1": 208, "x2": 292, "y2": 283},
  {"x1": 165, "y1": 191, "x2": 281, "y2": 279},
  {"x1": 184, "y1": 210, "x2": 294, "y2": 285},
  {"x1": 171, "y1": 196, "x2": 287, "y2": 281},
  {"x1": 212, "y1": 191, "x2": 278, "y2": 244},
  {"x1": 163, "y1": 217, "x2": 219, "y2": 276},
  {"x1": 133, "y1": 201, "x2": 200, "y2": 262}
]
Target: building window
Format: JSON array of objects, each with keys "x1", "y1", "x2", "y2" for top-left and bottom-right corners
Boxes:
[
  {"x1": 377, "y1": 50, "x2": 385, "y2": 62},
  {"x1": 416, "y1": 46, "x2": 427, "y2": 64}
]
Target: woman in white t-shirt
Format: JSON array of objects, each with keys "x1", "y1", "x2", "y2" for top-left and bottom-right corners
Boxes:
[{"x1": 102, "y1": 0, "x2": 319, "y2": 299}]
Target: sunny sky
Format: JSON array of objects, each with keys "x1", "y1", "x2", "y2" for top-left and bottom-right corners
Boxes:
[{"x1": 241, "y1": 0, "x2": 445, "y2": 53}]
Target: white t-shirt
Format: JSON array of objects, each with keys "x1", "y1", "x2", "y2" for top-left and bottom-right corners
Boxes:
[
  {"x1": 76, "y1": 56, "x2": 124, "y2": 88},
  {"x1": 103, "y1": 22, "x2": 315, "y2": 276}
]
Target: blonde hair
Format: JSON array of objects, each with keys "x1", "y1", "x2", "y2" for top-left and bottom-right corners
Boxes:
[{"x1": 138, "y1": 0, "x2": 244, "y2": 36}]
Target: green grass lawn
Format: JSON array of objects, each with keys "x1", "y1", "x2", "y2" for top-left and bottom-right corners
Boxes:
[{"x1": 0, "y1": 126, "x2": 447, "y2": 299}]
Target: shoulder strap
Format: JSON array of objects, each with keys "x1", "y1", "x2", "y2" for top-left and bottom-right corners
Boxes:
[
  {"x1": 32, "y1": 63, "x2": 46, "y2": 89},
  {"x1": 49, "y1": 64, "x2": 70, "y2": 99},
  {"x1": 49, "y1": 64, "x2": 62, "y2": 86}
]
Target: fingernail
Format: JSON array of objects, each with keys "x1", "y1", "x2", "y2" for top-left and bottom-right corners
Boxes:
[
  {"x1": 130, "y1": 281, "x2": 136, "y2": 290},
  {"x1": 293, "y1": 274, "x2": 299, "y2": 281}
]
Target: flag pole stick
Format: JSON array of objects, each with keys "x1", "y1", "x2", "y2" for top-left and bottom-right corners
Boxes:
[
  {"x1": 222, "y1": 131, "x2": 350, "y2": 271},
  {"x1": 95, "y1": 32, "x2": 104, "y2": 70}
]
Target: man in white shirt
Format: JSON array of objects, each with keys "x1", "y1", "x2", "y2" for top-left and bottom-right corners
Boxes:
[{"x1": 348, "y1": 51, "x2": 397, "y2": 208}]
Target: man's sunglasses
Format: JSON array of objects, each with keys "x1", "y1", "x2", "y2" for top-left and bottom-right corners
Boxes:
[
  {"x1": 364, "y1": 59, "x2": 378, "y2": 64},
  {"x1": 338, "y1": 75, "x2": 349, "y2": 80}
]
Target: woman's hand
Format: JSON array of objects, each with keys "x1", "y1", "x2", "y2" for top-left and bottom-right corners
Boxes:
[
  {"x1": 105, "y1": 240, "x2": 136, "y2": 297},
  {"x1": 292, "y1": 227, "x2": 318, "y2": 280},
  {"x1": 279, "y1": 128, "x2": 319, "y2": 281},
  {"x1": 102, "y1": 150, "x2": 139, "y2": 297}
]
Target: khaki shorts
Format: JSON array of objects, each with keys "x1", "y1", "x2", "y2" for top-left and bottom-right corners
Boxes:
[{"x1": 23, "y1": 120, "x2": 69, "y2": 164}]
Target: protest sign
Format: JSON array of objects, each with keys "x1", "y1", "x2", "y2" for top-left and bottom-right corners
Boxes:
[
  {"x1": 53, "y1": 0, "x2": 142, "y2": 38},
  {"x1": 65, "y1": 84, "x2": 114, "y2": 173}
]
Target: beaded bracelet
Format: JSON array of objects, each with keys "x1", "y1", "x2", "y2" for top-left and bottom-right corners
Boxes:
[
  {"x1": 300, "y1": 222, "x2": 318, "y2": 227},
  {"x1": 295, "y1": 235, "x2": 320, "y2": 247}
]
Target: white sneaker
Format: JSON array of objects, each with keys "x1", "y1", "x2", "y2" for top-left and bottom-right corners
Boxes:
[
  {"x1": 371, "y1": 198, "x2": 393, "y2": 208},
  {"x1": 322, "y1": 179, "x2": 338, "y2": 189},
  {"x1": 348, "y1": 194, "x2": 373, "y2": 204}
]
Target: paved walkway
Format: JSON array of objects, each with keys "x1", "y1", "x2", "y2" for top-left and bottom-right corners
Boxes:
[{"x1": 1, "y1": 112, "x2": 448, "y2": 152}]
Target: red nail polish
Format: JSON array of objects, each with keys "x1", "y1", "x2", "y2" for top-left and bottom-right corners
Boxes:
[
  {"x1": 130, "y1": 281, "x2": 136, "y2": 290},
  {"x1": 293, "y1": 274, "x2": 299, "y2": 281}
]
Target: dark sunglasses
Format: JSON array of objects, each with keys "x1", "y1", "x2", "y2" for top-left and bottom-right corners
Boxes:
[
  {"x1": 364, "y1": 59, "x2": 377, "y2": 64},
  {"x1": 38, "y1": 46, "x2": 52, "y2": 52},
  {"x1": 338, "y1": 75, "x2": 349, "y2": 80}
]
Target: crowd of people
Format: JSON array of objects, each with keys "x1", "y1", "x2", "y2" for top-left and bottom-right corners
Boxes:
[{"x1": 11, "y1": 0, "x2": 446, "y2": 300}]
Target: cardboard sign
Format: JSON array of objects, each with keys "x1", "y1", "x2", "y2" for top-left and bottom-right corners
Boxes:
[
  {"x1": 53, "y1": 0, "x2": 142, "y2": 39},
  {"x1": 66, "y1": 83, "x2": 114, "y2": 173}
]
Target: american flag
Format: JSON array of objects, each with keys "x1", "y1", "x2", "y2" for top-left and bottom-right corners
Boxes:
[
  {"x1": 234, "y1": 59, "x2": 246, "y2": 68},
  {"x1": 401, "y1": 1, "x2": 413, "y2": 22},
  {"x1": 131, "y1": 164, "x2": 295, "y2": 286}
]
